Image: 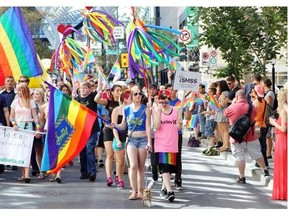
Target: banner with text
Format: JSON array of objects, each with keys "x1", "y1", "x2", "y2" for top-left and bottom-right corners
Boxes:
[
  {"x1": 173, "y1": 71, "x2": 201, "y2": 91},
  {"x1": 0, "y1": 126, "x2": 35, "y2": 167}
]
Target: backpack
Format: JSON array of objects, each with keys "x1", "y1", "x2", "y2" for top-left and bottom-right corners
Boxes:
[
  {"x1": 229, "y1": 103, "x2": 255, "y2": 143},
  {"x1": 187, "y1": 135, "x2": 200, "y2": 147},
  {"x1": 263, "y1": 101, "x2": 276, "y2": 127}
]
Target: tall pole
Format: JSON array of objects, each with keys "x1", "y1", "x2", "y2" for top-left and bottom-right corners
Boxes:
[{"x1": 272, "y1": 62, "x2": 275, "y2": 93}]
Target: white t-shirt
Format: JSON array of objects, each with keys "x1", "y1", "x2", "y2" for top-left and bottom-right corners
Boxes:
[
  {"x1": 264, "y1": 90, "x2": 275, "y2": 108},
  {"x1": 11, "y1": 98, "x2": 36, "y2": 122}
]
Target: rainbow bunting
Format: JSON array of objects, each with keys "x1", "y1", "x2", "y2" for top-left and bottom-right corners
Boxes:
[
  {"x1": 186, "y1": 114, "x2": 199, "y2": 128},
  {"x1": 208, "y1": 93, "x2": 220, "y2": 111},
  {"x1": 0, "y1": 7, "x2": 43, "y2": 85},
  {"x1": 41, "y1": 82, "x2": 97, "y2": 174}
]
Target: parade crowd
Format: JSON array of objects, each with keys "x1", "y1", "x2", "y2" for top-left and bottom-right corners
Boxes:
[{"x1": 0, "y1": 72, "x2": 287, "y2": 202}]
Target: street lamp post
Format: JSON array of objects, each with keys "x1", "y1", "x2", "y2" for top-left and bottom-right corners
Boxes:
[{"x1": 271, "y1": 59, "x2": 276, "y2": 93}]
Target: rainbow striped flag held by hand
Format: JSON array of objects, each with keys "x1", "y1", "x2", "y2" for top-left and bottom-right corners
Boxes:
[
  {"x1": 41, "y1": 82, "x2": 97, "y2": 174},
  {"x1": 186, "y1": 114, "x2": 199, "y2": 128},
  {"x1": 208, "y1": 93, "x2": 220, "y2": 111},
  {"x1": 110, "y1": 58, "x2": 122, "y2": 83},
  {"x1": 0, "y1": 7, "x2": 43, "y2": 85}
]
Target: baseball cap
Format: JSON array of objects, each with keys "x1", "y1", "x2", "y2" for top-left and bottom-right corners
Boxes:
[{"x1": 254, "y1": 84, "x2": 264, "y2": 97}]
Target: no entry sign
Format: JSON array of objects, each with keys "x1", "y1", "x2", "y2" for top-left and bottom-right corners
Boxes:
[{"x1": 179, "y1": 29, "x2": 191, "y2": 43}]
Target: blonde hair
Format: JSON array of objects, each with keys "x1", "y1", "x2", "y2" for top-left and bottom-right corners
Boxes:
[
  {"x1": 17, "y1": 83, "x2": 31, "y2": 108},
  {"x1": 277, "y1": 89, "x2": 286, "y2": 111},
  {"x1": 33, "y1": 89, "x2": 45, "y2": 103}
]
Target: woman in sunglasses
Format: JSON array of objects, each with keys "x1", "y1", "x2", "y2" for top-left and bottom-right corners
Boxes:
[
  {"x1": 113, "y1": 85, "x2": 152, "y2": 200},
  {"x1": 152, "y1": 91, "x2": 183, "y2": 202}
]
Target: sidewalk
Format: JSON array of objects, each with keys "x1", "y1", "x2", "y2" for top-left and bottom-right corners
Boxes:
[{"x1": 182, "y1": 129, "x2": 274, "y2": 191}]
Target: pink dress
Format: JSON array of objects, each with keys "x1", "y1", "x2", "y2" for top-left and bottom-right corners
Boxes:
[{"x1": 272, "y1": 117, "x2": 287, "y2": 201}]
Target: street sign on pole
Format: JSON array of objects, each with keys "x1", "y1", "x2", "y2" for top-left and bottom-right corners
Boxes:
[
  {"x1": 201, "y1": 52, "x2": 210, "y2": 66},
  {"x1": 178, "y1": 29, "x2": 191, "y2": 43},
  {"x1": 113, "y1": 26, "x2": 125, "y2": 39}
]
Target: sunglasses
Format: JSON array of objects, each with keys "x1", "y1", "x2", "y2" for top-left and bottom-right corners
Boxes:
[
  {"x1": 159, "y1": 101, "x2": 169, "y2": 105},
  {"x1": 133, "y1": 92, "x2": 143, "y2": 96},
  {"x1": 227, "y1": 82, "x2": 232, "y2": 85},
  {"x1": 19, "y1": 80, "x2": 29, "y2": 83}
]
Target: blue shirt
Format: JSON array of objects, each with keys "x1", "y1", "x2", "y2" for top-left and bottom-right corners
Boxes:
[{"x1": 124, "y1": 104, "x2": 146, "y2": 132}]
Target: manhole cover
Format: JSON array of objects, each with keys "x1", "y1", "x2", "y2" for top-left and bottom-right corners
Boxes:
[{"x1": 28, "y1": 190, "x2": 68, "y2": 196}]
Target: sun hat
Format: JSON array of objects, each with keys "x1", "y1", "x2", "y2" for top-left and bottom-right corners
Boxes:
[{"x1": 254, "y1": 84, "x2": 265, "y2": 97}]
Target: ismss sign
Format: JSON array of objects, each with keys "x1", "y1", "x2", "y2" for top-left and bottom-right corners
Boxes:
[{"x1": 173, "y1": 70, "x2": 201, "y2": 91}]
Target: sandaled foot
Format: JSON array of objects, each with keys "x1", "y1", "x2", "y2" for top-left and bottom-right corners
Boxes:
[
  {"x1": 128, "y1": 194, "x2": 138, "y2": 200},
  {"x1": 137, "y1": 194, "x2": 143, "y2": 199},
  {"x1": 37, "y1": 173, "x2": 45, "y2": 180},
  {"x1": 17, "y1": 176, "x2": 25, "y2": 181}
]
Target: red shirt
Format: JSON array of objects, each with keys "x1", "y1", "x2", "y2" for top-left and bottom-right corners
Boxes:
[{"x1": 224, "y1": 99, "x2": 258, "y2": 143}]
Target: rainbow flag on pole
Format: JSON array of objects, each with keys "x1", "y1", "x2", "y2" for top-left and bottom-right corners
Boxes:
[
  {"x1": 208, "y1": 93, "x2": 220, "y2": 111},
  {"x1": 186, "y1": 114, "x2": 199, "y2": 128},
  {"x1": 41, "y1": 82, "x2": 97, "y2": 173},
  {"x1": 0, "y1": 7, "x2": 42, "y2": 85},
  {"x1": 110, "y1": 58, "x2": 122, "y2": 83}
]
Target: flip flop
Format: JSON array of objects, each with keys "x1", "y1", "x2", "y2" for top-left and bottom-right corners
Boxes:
[
  {"x1": 128, "y1": 194, "x2": 138, "y2": 200},
  {"x1": 17, "y1": 176, "x2": 25, "y2": 181}
]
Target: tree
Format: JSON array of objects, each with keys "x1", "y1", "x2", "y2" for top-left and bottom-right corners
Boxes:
[{"x1": 192, "y1": 7, "x2": 287, "y2": 82}]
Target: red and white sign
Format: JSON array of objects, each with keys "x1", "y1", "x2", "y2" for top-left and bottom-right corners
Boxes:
[
  {"x1": 178, "y1": 29, "x2": 191, "y2": 43},
  {"x1": 201, "y1": 52, "x2": 210, "y2": 66},
  {"x1": 210, "y1": 50, "x2": 217, "y2": 57}
]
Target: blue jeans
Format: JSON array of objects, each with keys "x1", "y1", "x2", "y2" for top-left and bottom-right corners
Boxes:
[
  {"x1": 80, "y1": 133, "x2": 98, "y2": 176},
  {"x1": 199, "y1": 113, "x2": 206, "y2": 135}
]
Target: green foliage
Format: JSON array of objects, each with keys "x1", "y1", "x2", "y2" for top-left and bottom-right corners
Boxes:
[{"x1": 192, "y1": 7, "x2": 287, "y2": 81}]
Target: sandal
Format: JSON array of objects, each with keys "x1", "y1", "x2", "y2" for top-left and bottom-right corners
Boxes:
[
  {"x1": 37, "y1": 173, "x2": 45, "y2": 180},
  {"x1": 128, "y1": 194, "x2": 138, "y2": 200},
  {"x1": 17, "y1": 176, "x2": 25, "y2": 181}
]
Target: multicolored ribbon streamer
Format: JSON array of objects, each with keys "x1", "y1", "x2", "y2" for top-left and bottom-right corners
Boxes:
[
  {"x1": 126, "y1": 12, "x2": 183, "y2": 79},
  {"x1": 82, "y1": 8, "x2": 124, "y2": 46}
]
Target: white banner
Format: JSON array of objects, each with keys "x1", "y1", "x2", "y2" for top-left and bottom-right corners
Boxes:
[
  {"x1": 0, "y1": 126, "x2": 35, "y2": 167},
  {"x1": 173, "y1": 71, "x2": 201, "y2": 91}
]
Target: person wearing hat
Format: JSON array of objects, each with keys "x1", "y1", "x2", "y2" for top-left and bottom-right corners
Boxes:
[{"x1": 249, "y1": 84, "x2": 269, "y2": 168}]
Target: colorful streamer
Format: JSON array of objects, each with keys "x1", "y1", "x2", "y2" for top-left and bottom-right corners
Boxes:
[
  {"x1": 126, "y1": 11, "x2": 183, "y2": 79},
  {"x1": 82, "y1": 8, "x2": 124, "y2": 46}
]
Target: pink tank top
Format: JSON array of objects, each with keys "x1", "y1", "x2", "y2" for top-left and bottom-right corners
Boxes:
[{"x1": 154, "y1": 107, "x2": 179, "y2": 153}]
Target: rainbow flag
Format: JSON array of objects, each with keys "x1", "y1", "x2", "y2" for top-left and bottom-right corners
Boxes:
[
  {"x1": 208, "y1": 93, "x2": 220, "y2": 111},
  {"x1": 175, "y1": 98, "x2": 192, "y2": 109},
  {"x1": 41, "y1": 82, "x2": 97, "y2": 173},
  {"x1": 186, "y1": 114, "x2": 199, "y2": 128},
  {"x1": 0, "y1": 7, "x2": 42, "y2": 85},
  {"x1": 158, "y1": 152, "x2": 177, "y2": 165},
  {"x1": 110, "y1": 58, "x2": 122, "y2": 83}
]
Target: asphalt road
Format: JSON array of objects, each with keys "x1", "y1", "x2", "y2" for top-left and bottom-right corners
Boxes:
[{"x1": 0, "y1": 130, "x2": 287, "y2": 210}]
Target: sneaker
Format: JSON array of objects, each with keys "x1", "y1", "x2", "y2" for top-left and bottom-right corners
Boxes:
[
  {"x1": 80, "y1": 175, "x2": 88, "y2": 179},
  {"x1": 237, "y1": 177, "x2": 246, "y2": 184},
  {"x1": 106, "y1": 177, "x2": 113, "y2": 186},
  {"x1": 115, "y1": 176, "x2": 119, "y2": 185},
  {"x1": 117, "y1": 181, "x2": 125, "y2": 189},
  {"x1": 167, "y1": 191, "x2": 175, "y2": 202},
  {"x1": 175, "y1": 184, "x2": 183, "y2": 190},
  {"x1": 89, "y1": 173, "x2": 96, "y2": 182},
  {"x1": 147, "y1": 180, "x2": 155, "y2": 189},
  {"x1": 98, "y1": 159, "x2": 104, "y2": 168},
  {"x1": 55, "y1": 177, "x2": 62, "y2": 184},
  {"x1": 160, "y1": 189, "x2": 168, "y2": 198},
  {"x1": 263, "y1": 169, "x2": 270, "y2": 177}
]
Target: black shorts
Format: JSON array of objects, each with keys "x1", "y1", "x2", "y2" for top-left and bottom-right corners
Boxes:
[
  {"x1": 33, "y1": 136, "x2": 43, "y2": 146},
  {"x1": 97, "y1": 131, "x2": 105, "y2": 148},
  {"x1": 103, "y1": 127, "x2": 114, "y2": 142}
]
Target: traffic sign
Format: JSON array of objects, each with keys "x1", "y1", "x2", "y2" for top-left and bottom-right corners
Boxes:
[
  {"x1": 201, "y1": 52, "x2": 210, "y2": 66},
  {"x1": 210, "y1": 50, "x2": 217, "y2": 57},
  {"x1": 178, "y1": 29, "x2": 191, "y2": 43},
  {"x1": 113, "y1": 26, "x2": 125, "y2": 40}
]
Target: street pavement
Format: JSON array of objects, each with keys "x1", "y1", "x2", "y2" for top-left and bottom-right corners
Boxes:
[{"x1": 0, "y1": 129, "x2": 287, "y2": 210}]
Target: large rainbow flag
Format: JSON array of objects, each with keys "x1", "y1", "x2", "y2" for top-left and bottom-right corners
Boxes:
[
  {"x1": 0, "y1": 7, "x2": 42, "y2": 85},
  {"x1": 41, "y1": 82, "x2": 97, "y2": 173}
]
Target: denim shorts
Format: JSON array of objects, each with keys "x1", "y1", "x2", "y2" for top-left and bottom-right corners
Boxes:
[
  {"x1": 204, "y1": 119, "x2": 217, "y2": 138},
  {"x1": 127, "y1": 136, "x2": 148, "y2": 149}
]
